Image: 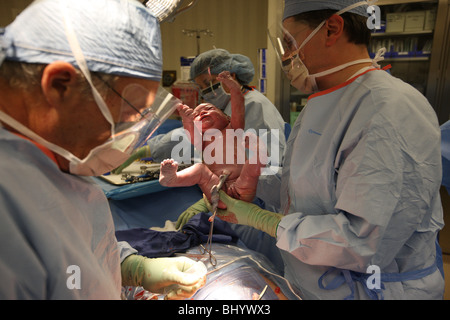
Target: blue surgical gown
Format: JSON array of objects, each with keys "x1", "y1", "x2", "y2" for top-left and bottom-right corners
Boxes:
[
  {"x1": 0, "y1": 128, "x2": 135, "y2": 299},
  {"x1": 276, "y1": 68, "x2": 445, "y2": 299}
]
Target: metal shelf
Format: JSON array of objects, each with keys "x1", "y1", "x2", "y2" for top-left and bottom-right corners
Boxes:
[
  {"x1": 372, "y1": 31, "x2": 434, "y2": 37},
  {"x1": 278, "y1": 0, "x2": 449, "y2": 124},
  {"x1": 383, "y1": 57, "x2": 430, "y2": 62},
  {"x1": 377, "y1": 0, "x2": 438, "y2": 5}
]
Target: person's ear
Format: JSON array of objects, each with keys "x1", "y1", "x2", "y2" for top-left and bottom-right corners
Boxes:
[
  {"x1": 324, "y1": 14, "x2": 345, "y2": 47},
  {"x1": 41, "y1": 61, "x2": 80, "y2": 106}
]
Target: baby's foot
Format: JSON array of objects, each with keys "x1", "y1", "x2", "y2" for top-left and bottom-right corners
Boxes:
[
  {"x1": 217, "y1": 71, "x2": 241, "y2": 92},
  {"x1": 159, "y1": 159, "x2": 179, "y2": 186}
]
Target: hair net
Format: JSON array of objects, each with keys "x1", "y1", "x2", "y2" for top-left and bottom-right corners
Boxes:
[
  {"x1": 190, "y1": 49, "x2": 255, "y2": 85},
  {"x1": 283, "y1": 0, "x2": 369, "y2": 21},
  {"x1": 0, "y1": 0, "x2": 163, "y2": 81}
]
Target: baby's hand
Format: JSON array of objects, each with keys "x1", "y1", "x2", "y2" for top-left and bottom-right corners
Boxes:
[
  {"x1": 177, "y1": 104, "x2": 197, "y2": 122},
  {"x1": 217, "y1": 71, "x2": 240, "y2": 92}
]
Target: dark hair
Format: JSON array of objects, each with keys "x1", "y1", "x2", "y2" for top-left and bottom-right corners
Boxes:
[{"x1": 293, "y1": 10, "x2": 371, "y2": 47}]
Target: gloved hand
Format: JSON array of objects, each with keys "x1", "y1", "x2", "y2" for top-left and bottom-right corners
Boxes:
[
  {"x1": 111, "y1": 145, "x2": 151, "y2": 174},
  {"x1": 121, "y1": 255, "x2": 207, "y2": 300},
  {"x1": 211, "y1": 190, "x2": 283, "y2": 238},
  {"x1": 175, "y1": 197, "x2": 210, "y2": 229}
]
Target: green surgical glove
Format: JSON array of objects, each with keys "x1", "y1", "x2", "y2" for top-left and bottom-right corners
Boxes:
[
  {"x1": 121, "y1": 255, "x2": 206, "y2": 300},
  {"x1": 112, "y1": 145, "x2": 151, "y2": 174},
  {"x1": 175, "y1": 197, "x2": 210, "y2": 229},
  {"x1": 214, "y1": 190, "x2": 283, "y2": 238}
]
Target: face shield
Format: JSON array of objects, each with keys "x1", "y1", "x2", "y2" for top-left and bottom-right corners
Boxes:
[
  {"x1": 268, "y1": 1, "x2": 382, "y2": 94},
  {"x1": 60, "y1": 1, "x2": 179, "y2": 175},
  {"x1": 270, "y1": 0, "x2": 376, "y2": 70},
  {"x1": 102, "y1": 80, "x2": 182, "y2": 154},
  {"x1": 268, "y1": 21, "x2": 320, "y2": 94},
  {"x1": 268, "y1": 21, "x2": 304, "y2": 73},
  {"x1": 0, "y1": 1, "x2": 179, "y2": 176}
]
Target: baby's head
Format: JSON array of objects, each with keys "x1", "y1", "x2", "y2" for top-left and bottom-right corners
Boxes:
[{"x1": 193, "y1": 103, "x2": 230, "y2": 132}]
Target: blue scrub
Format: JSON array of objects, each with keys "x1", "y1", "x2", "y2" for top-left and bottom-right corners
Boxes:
[
  {"x1": 276, "y1": 69, "x2": 445, "y2": 299},
  {"x1": 0, "y1": 128, "x2": 135, "y2": 299}
]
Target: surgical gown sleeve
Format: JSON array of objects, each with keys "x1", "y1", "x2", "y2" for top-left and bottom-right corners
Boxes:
[
  {"x1": 118, "y1": 241, "x2": 137, "y2": 263},
  {"x1": 0, "y1": 129, "x2": 123, "y2": 299},
  {"x1": 277, "y1": 70, "x2": 443, "y2": 274}
]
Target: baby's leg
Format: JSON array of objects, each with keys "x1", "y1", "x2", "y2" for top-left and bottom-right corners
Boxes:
[
  {"x1": 159, "y1": 159, "x2": 220, "y2": 200},
  {"x1": 217, "y1": 71, "x2": 241, "y2": 93},
  {"x1": 228, "y1": 134, "x2": 267, "y2": 202},
  {"x1": 228, "y1": 163, "x2": 262, "y2": 202},
  {"x1": 217, "y1": 71, "x2": 244, "y2": 130}
]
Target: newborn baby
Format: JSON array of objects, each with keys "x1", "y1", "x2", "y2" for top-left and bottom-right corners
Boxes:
[{"x1": 159, "y1": 71, "x2": 266, "y2": 203}]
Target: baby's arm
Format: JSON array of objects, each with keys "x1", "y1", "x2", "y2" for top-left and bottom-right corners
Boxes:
[
  {"x1": 217, "y1": 71, "x2": 245, "y2": 131},
  {"x1": 177, "y1": 104, "x2": 199, "y2": 147}
]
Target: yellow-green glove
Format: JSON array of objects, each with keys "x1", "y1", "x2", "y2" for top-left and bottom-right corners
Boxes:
[
  {"x1": 112, "y1": 145, "x2": 151, "y2": 174},
  {"x1": 121, "y1": 255, "x2": 206, "y2": 300},
  {"x1": 175, "y1": 197, "x2": 210, "y2": 229},
  {"x1": 214, "y1": 190, "x2": 283, "y2": 238}
]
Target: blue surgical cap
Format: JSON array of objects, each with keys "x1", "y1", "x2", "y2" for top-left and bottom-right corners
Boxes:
[
  {"x1": 190, "y1": 49, "x2": 255, "y2": 85},
  {"x1": 0, "y1": 0, "x2": 163, "y2": 81},
  {"x1": 283, "y1": 0, "x2": 369, "y2": 21}
]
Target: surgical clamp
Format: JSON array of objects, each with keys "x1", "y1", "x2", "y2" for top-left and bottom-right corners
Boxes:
[{"x1": 200, "y1": 170, "x2": 230, "y2": 266}]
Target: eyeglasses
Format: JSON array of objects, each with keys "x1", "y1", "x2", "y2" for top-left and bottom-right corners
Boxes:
[{"x1": 94, "y1": 74, "x2": 150, "y2": 123}]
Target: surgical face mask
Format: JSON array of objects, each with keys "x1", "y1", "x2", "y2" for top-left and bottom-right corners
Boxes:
[
  {"x1": 282, "y1": 52, "x2": 317, "y2": 94},
  {"x1": 0, "y1": 81, "x2": 180, "y2": 177},
  {"x1": 0, "y1": 3, "x2": 180, "y2": 176},
  {"x1": 201, "y1": 82, "x2": 231, "y2": 110},
  {"x1": 283, "y1": 50, "x2": 378, "y2": 95},
  {"x1": 270, "y1": 1, "x2": 384, "y2": 94},
  {"x1": 68, "y1": 85, "x2": 180, "y2": 176}
]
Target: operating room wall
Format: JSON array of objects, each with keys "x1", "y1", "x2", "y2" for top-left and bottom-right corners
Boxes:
[
  {"x1": 160, "y1": 0, "x2": 269, "y2": 88},
  {"x1": 0, "y1": 0, "x2": 33, "y2": 26},
  {"x1": 0, "y1": 0, "x2": 269, "y2": 90}
]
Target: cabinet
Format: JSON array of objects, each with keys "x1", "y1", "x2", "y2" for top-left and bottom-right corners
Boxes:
[
  {"x1": 279, "y1": 0, "x2": 450, "y2": 126},
  {"x1": 370, "y1": 1, "x2": 437, "y2": 95},
  {"x1": 371, "y1": 0, "x2": 449, "y2": 119}
]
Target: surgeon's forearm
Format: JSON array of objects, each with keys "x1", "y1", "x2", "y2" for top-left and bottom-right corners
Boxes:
[
  {"x1": 276, "y1": 212, "x2": 376, "y2": 270},
  {"x1": 246, "y1": 206, "x2": 283, "y2": 238}
]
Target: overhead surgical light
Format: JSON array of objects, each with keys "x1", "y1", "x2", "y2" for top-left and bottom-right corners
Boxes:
[{"x1": 143, "y1": 0, "x2": 198, "y2": 23}]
